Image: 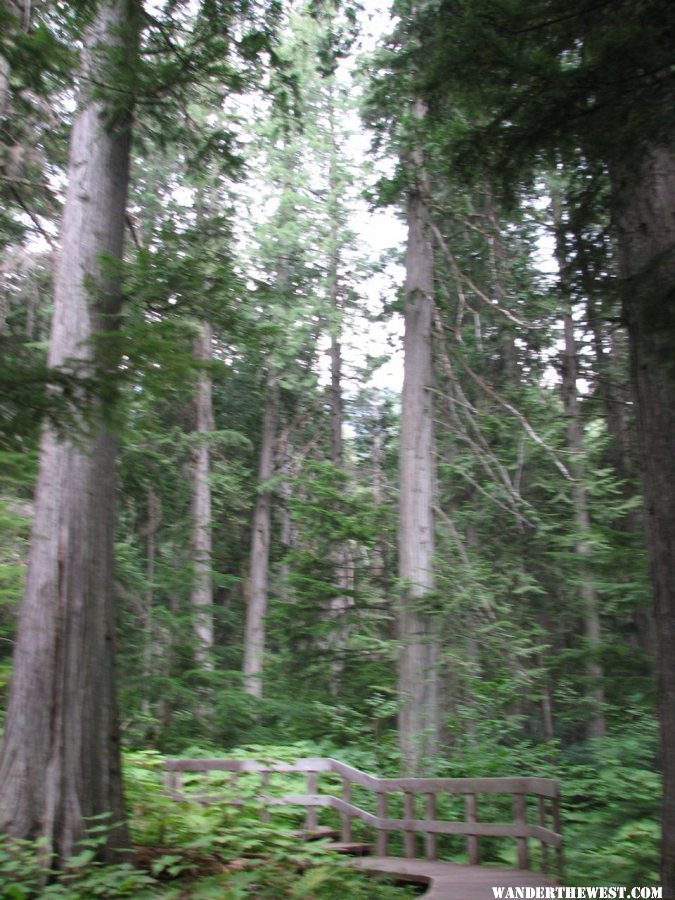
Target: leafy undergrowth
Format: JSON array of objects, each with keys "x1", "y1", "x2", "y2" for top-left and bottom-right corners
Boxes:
[
  {"x1": 0, "y1": 732, "x2": 661, "y2": 896},
  {"x1": 0, "y1": 746, "x2": 416, "y2": 899}
]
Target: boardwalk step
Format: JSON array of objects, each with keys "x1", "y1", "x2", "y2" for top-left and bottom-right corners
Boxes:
[
  {"x1": 297, "y1": 826, "x2": 338, "y2": 841},
  {"x1": 324, "y1": 841, "x2": 373, "y2": 856}
]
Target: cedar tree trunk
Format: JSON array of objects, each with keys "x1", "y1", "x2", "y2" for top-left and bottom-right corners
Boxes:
[
  {"x1": 243, "y1": 376, "x2": 278, "y2": 697},
  {"x1": 190, "y1": 321, "x2": 214, "y2": 667},
  {"x1": 0, "y1": 0, "x2": 136, "y2": 865},
  {"x1": 610, "y1": 145, "x2": 675, "y2": 896},
  {"x1": 398, "y1": 111, "x2": 439, "y2": 773}
]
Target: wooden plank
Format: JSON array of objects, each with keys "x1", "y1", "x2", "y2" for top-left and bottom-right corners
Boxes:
[
  {"x1": 425, "y1": 793, "x2": 438, "y2": 861},
  {"x1": 513, "y1": 793, "x2": 529, "y2": 870},
  {"x1": 372, "y1": 817, "x2": 547, "y2": 840},
  {"x1": 164, "y1": 758, "x2": 558, "y2": 799},
  {"x1": 538, "y1": 796, "x2": 549, "y2": 873},
  {"x1": 297, "y1": 825, "x2": 337, "y2": 841},
  {"x1": 306, "y1": 771, "x2": 318, "y2": 832},
  {"x1": 376, "y1": 792, "x2": 388, "y2": 856},
  {"x1": 164, "y1": 757, "x2": 332, "y2": 773},
  {"x1": 331, "y1": 797, "x2": 379, "y2": 827},
  {"x1": 341, "y1": 776, "x2": 352, "y2": 842},
  {"x1": 528, "y1": 824, "x2": 562, "y2": 849},
  {"x1": 465, "y1": 793, "x2": 479, "y2": 865},
  {"x1": 403, "y1": 791, "x2": 416, "y2": 858},
  {"x1": 325, "y1": 842, "x2": 373, "y2": 855},
  {"x1": 266, "y1": 794, "x2": 331, "y2": 806},
  {"x1": 165, "y1": 758, "x2": 558, "y2": 798},
  {"x1": 553, "y1": 793, "x2": 564, "y2": 876},
  {"x1": 528, "y1": 778, "x2": 560, "y2": 799},
  {"x1": 378, "y1": 776, "x2": 537, "y2": 795},
  {"x1": 329, "y1": 759, "x2": 382, "y2": 791},
  {"x1": 326, "y1": 761, "x2": 557, "y2": 798}
]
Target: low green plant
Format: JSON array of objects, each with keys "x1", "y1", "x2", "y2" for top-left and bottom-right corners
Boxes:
[
  {"x1": 0, "y1": 831, "x2": 159, "y2": 899},
  {"x1": 561, "y1": 720, "x2": 660, "y2": 884}
]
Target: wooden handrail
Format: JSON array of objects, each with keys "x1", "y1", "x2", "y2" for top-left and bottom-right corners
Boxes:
[{"x1": 164, "y1": 757, "x2": 563, "y2": 875}]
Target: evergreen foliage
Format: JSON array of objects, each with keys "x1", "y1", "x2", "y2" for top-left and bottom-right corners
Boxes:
[{"x1": 0, "y1": 0, "x2": 669, "y2": 890}]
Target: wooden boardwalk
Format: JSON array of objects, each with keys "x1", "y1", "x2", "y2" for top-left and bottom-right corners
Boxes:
[
  {"x1": 164, "y1": 756, "x2": 563, "y2": 896},
  {"x1": 351, "y1": 857, "x2": 557, "y2": 899}
]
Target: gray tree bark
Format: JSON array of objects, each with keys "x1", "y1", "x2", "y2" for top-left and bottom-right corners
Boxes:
[
  {"x1": 243, "y1": 375, "x2": 278, "y2": 697},
  {"x1": 398, "y1": 102, "x2": 439, "y2": 773},
  {"x1": 190, "y1": 321, "x2": 214, "y2": 668},
  {"x1": 609, "y1": 144, "x2": 675, "y2": 895},
  {"x1": 0, "y1": 0, "x2": 137, "y2": 865}
]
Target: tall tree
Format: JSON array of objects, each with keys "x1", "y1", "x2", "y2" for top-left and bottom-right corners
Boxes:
[
  {"x1": 243, "y1": 372, "x2": 278, "y2": 697},
  {"x1": 0, "y1": 0, "x2": 138, "y2": 863},
  {"x1": 612, "y1": 143, "x2": 675, "y2": 894},
  {"x1": 190, "y1": 321, "x2": 215, "y2": 668},
  {"x1": 398, "y1": 99, "x2": 439, "y2": 772},
  {"x1": 413, "y1": 0, "x2": 675, "y2": 885}
]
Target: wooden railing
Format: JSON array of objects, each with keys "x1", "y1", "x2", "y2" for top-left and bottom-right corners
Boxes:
[{"x1": 164, "y1": 757, "x2": 563, "y2": 876}]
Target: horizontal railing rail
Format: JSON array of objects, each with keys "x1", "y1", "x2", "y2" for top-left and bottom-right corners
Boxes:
[{"x1": 163, "y1": 757, "x2": 563, "y2": 876}]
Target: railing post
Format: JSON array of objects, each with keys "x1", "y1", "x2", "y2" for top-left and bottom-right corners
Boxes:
[
  {"x1": 513, "y1": 793, "x2": 529, "y2": 870},
  {"x1": 553, "y1": 790, "x2": 563, "y2": 877},
  {"x1": 306, "y1": 770, "x2": 318, "y2": 833},
  {"x1": 538, "y1": 795, "x2": 549, "y2": 873},
  {"x1": 341, "y1": 776, "x2": 352, "y2": 843},
  {"x1": 425, "y1": 793, "x2": 437, "y2": 860},
  {"x1": 376, "y1": 791, "x2": 388, "y2": 856},
  {"x1": 163, "y1": 768, "x2": 177, "y2": 797},
  {"x1": 465, "y1": 792, "x2": 480, "y2": 865},
  {"x1": 403, "y1": 791, "x2": 415, "y2": 859}
]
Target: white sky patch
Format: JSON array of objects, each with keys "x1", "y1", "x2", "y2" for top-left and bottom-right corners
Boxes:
[
  {"x1": 331, "y1": 0, "x2": 405, "y2": 394},
  {"x1": 345, "y1": 208, "x2": 406, "y2": 393}
]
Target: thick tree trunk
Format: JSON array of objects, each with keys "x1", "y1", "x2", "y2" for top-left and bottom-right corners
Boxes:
[
  {"x1": 398, "y1": 109, "x2": 439, "y2": 773},
  {"x1": 0, "y1": 0, "x2": 136, "y2": 865},
  {"x1": 190, "y1": 321, "x2": 214, "y2": 668},
  {"x1": 609, "y1": 145, "x2": 675, "y2": 896},
  {"x1": 243, "y1": 377, "x2": 278, "y2": 697}
]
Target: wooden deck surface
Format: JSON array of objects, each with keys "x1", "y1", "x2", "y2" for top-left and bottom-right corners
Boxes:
[{"x1": 350, "y1": 856, "x2": 557, "y2": 899}]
